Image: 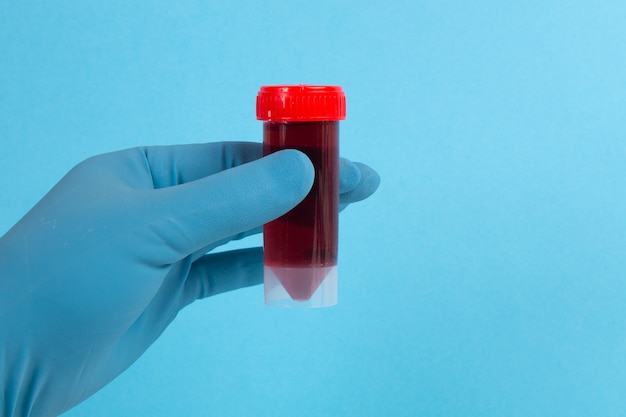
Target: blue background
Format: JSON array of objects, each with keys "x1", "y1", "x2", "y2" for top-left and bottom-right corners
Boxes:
[{"x1": 2, "y1": 1, "x2": 626, "y2": 416}]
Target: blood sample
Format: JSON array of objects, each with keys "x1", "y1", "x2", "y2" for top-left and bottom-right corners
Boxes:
[{"x1": 256, "y1": 85, "x2": 346, "y2": 308}]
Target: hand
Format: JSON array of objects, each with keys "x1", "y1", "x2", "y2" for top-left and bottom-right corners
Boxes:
[{"x1": 0, "y1": 142, "x2": 379, "y2": 417}]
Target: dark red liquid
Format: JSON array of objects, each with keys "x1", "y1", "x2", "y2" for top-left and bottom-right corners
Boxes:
[{"x1": 263, "y1": 121, "x2": 339, "y2": 300}]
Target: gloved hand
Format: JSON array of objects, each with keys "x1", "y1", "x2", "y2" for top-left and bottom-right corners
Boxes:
[{"x1": 0, "y1": 142, "x2": 380, "y2": 417}]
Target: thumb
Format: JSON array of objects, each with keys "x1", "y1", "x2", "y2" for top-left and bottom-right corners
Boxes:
[{"x1": 145, "y1": 149, "x2": 314, "y2": 262}]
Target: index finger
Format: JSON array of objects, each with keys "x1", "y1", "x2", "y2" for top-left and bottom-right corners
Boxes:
[{"x1": 143, "y1": 142, "x2": 262, "y2": 188}]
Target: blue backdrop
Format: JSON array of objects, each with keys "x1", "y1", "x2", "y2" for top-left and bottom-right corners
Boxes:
[{"x1": 2, "y1": 1, "x2": 626, "y2": 416}]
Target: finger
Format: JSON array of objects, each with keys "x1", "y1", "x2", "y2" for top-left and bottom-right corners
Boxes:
[
  {"x1": 143, "y1": 142, "x2": 263, "y2": 188},
  {"x1": 145, "y1": 149, "x2": 314, "y2": 262},
  {"x1": 180, "y1": 247, "x2": 263, "y2": 308},
  {"x1": 339, "y1": 157, "x2": 362, "y2": 194},
  {"x1": 340, "y1": 162, "x2": 381, "y2": 206}
]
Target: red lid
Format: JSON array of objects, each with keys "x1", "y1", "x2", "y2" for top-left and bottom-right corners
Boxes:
[{"x1": 256, "y1": 85, "x2": 346, "y2": 122}]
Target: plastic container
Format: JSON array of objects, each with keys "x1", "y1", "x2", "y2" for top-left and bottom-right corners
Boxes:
[{"x1": 256, "y1": 85, "x2": 346, "y2": 308}]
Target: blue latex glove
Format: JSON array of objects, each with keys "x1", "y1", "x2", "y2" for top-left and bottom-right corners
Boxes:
[{"x1": 0, "y1": 142, "x2": 379, "y2": 417}]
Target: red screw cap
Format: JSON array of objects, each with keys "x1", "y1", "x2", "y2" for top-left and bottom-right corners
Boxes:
[{"x1": 256, "y1": 85, "x2": 346, "y2": 122}]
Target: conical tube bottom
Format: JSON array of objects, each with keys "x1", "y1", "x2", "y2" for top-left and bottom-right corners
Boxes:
[{"x1": 264, "y1": 265, "x2": 337, "y2": 308}]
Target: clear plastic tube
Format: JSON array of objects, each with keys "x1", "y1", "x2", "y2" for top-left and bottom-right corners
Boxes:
[
  {"x1": 263, "y1": 121, "x2": 339, "y2": 307},
  {"x1": 256, "y1": 85, "x2": 345, "y2": 308}
]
